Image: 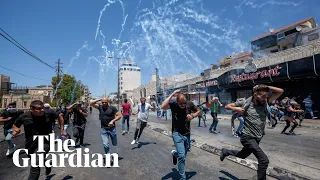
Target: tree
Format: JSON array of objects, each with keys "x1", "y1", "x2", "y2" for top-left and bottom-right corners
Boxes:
[{"x1": 52, "y1": 74, "x2": 82, "y2": 105}]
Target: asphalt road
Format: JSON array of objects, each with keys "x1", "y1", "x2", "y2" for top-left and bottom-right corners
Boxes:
[
  {"x1": 148, "y1": 112, "x2": 320, "y2": 179},
  {"x1": 0, "y1": 110, "x2": 275, "y2": 180}
]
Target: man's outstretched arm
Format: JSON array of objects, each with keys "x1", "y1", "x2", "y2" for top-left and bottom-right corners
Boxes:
[{"x1": 90, "y1": 99, "x2": 101, "y2": 109}]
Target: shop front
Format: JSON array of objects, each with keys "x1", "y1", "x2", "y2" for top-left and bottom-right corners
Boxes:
[{"x1": 217, "y1": 54, "x2": 320, "y2": 110}]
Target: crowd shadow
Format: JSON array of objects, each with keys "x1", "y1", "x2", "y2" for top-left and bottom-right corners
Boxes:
[
  {"x1": 162, "y1": 168, "x2": 197, "y2": 180},
  {"x1": 62, "y1": 175, "x2": 73, "y2": 180},
  {"x1": 218, "y1": 170, "x2": 241, "y2": 180},
  {"x1": 131, "y1": 142, "x2": 157, "y2": 150}
]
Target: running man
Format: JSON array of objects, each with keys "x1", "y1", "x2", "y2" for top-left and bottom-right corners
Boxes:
[
  {"x1": 161, "y1": 89, "x2": 200, "y2": 180},
  {"x1": 67, "y1": 102, "x2": 88, "y2": 147},
  {"x1": 209, "y1": 97, "x2": 223, "y2": 133},
  {"x1": 90, "y1": 97, "x2": 121, "y2": 163},
  {"x1": 131, "y1": 97, "x2": 156, "y2": 144},
  {"x1": 0, "y1": 102, "x2": 24, "y2": 156},
  {"x1": 12, "y1": 100, "x2": 66, "y2": 180},
  {"x1": 281, "y1": 101, "x2": 303, "y2": 135},
  {"x1": 221, "y1": 85, "x2": 283, "y2": 180},
  {"x1": 121, "y1": 99, "x2": 132, "y2": 135},
  {"x1": 303, "y1": 94, "x2": 317, "y2": 119}
]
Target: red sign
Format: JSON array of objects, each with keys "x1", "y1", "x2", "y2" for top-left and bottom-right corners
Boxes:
[
  {"x1": 231, "y1": 65, "x2": 282, "y2": 83},
  {"x1": 205, "y1": 80, "x2": 218, "y2": 87}
]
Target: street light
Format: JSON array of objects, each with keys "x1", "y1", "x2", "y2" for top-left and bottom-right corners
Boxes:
[{"x1": 108, "y1": 56, "x2": 121, "y2": 110}]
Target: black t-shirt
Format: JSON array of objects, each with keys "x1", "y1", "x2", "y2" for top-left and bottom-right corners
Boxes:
[
  {"x1": 58, "y1": 108, "x2": 71, "y2": 124},
  {"x1": 44, "y1": 109, "x2": 59, "y2": 123},
  {"x1": 14, "y1": 112, "x2": 55, "y2": 152},
  {"x1": 169, "y1": 101, "x2": 198, "y2": 136},
  {"x1": 73, "y1": 107, "x2": 87, "y2": 126},
  {"x1": 98, "y1": 105, "x2": 118, "y2": 130},
  {"x1": 1, "y1": 109, "x2": 24, "y2": 130}
]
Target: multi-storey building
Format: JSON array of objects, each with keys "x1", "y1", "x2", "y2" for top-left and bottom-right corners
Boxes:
[
  {"x1": 251, "y1": 17, "x2": 318, "y2": 57},
  {"x1": 119, "y1": 61, "x2": 141, "y2": 96}
]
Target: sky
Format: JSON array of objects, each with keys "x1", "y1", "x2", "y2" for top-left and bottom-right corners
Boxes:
[{"x1": 0, "y1": 0, "x2": 319, "y2": 98}]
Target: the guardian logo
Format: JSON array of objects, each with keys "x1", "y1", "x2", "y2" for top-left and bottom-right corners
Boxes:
[{"x1": 12, "y1": 133, "x2": 119, "y2": 168}]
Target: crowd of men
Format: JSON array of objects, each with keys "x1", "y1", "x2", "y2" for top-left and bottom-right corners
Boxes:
[{"x1": 0, "y1": 84, "x2": 318, "y2": 180}]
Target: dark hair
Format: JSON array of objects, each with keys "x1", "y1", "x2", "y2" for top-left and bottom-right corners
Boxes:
[
  {"x1": 124, "y1": 99, "x2": 128, "y2": 103},
  {"x1": 177, "y1": 94, "x2": 186, "y2": 102},
  {"x1": 253, "y1": 84, "x2": 269, "y2": 92},
  {"x1": 30, "y1": 100, "x2": 43, "y2": 109}
]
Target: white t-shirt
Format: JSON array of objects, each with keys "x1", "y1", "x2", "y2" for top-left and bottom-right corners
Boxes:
[{"x1": 138, "y1": 103, "x2": 152, "y2": 122}]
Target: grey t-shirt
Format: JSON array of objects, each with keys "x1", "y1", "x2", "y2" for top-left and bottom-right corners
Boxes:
[
  {"x1": 138, "y1": 103, "x2": 152, "y2": 122},
  {"x1": 235, "y1": 98, "x2": 268, "y2": 138}
]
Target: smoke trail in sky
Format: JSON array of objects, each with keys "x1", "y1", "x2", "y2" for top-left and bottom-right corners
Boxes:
[
  {"x1": 70, "y1": 81, "x2": 79, "y2": 105},
  {"x1": 53, "y1": 41, "x2": 92, "y2": 99}
]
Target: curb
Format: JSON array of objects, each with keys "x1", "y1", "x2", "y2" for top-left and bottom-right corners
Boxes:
[{"x1": 146, "y1": 124, "x2": 313, "y2": 180}]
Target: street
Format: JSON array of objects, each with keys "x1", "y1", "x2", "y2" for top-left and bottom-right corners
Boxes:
[
  {"x1": 147, "y1": 110, "x2": 320, "y2": 179},
  {"x1": 0, "y1": 109, "x2": 275, "y2": 180}
]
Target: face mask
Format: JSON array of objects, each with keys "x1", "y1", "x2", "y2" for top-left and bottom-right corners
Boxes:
[{"x1": 7, "y1": 108, "x2": 16, "y2": 111}]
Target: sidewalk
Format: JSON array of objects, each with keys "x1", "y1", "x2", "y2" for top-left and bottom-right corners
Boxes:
[{"x1": 144, "y1": 111, "x2": 320, "y2": 180}]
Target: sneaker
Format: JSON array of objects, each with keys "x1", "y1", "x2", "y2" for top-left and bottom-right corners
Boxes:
[
  {"x1": 171, "y1": 150, "x2": 177, "y2": 165},
  {"x1": 6, "y1": 144, "x2": 16, "y2": 156},
  {"x1": 281, "y1": 132, "x2": 285, "y2": 134},
  {"x1": 289, "y1": 131, "x2": 296, "y2": 135},
  {"x1": 122, "y1": 131, "x2": 126, "y2": 135},
  {"x1": 313, "y1": 117, "x2": 318, "y2": 119},
  {"x1": 131, "y1": 140, "x2": 136, "y2": 145},
  {"x1": 220, "y1": 148, "x2": 227, "y2": 161}
]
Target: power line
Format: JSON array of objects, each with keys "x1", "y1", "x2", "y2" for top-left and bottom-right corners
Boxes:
[
  {"x1": 0, "y1": 65, "x2": 49, "y2": 82},
  {"x1": 0, "y1": 28, "x2": 55, "y2": 69}
]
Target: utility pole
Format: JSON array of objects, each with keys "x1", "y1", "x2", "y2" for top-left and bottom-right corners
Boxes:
[
  {"x1": 117, "y1": 57, "x2": 121, "y2": 110},
  {"x1": 55, "y1": 59, "x2": 63, "y2": 106}
]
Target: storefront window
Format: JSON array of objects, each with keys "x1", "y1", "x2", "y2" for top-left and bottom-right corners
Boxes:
[{"x1": 237, "y1": 90, "x2": 252, "y2": 99}]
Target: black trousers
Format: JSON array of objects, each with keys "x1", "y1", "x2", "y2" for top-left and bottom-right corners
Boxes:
[
  {"x1": 134, "y1": 120, "x2": 147, "y2": 140},
  {"x1": 225, "y1": 134, "x2": 269, "y2": 180},
  {"x1": 28, "y1": 143, "x2": 50, "y2": 180},
  {"x1": 282, "y1": 119, "x2": 298, "y2": 133}
]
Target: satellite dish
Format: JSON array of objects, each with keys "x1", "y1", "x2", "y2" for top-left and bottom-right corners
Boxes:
[
  {"x1": 296, "y1": 25, "x2": 302, "y2": 32},
  {"x1": 269, "y1": 28, "x2": 275, "y2": 33}
]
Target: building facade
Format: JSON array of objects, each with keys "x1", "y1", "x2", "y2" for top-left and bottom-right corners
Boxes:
[
  {"x1": 119, "y1": 61, "x2": 141, "y2": 95},
  {"x1": 1, "y1": 86, "x2": 53, "y2": 109},
  {"x1": 251, "y1": 17, "x2": 317, "y2": 58}
]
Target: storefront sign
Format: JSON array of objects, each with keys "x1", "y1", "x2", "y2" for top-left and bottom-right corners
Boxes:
[
  {"x1": 196, "y1": 82, "x2": 205, "y2": 88},
  {"x1": 231, "y1": 65, "x2": 282, "y2": 83},
  {"x1": 205, "y1": 80, "x2": 218, "y2": 87}
]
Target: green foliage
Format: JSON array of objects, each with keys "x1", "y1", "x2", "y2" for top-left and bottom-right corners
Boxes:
[{"x1": 52, "y1": 74, "x2": 82, "y2": 105}]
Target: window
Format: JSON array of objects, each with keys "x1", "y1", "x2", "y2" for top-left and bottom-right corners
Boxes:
[
  {"x1": 121, "y1": 77, "x2": 123, "y2": 80},
  {"x1": 121, "y1": 82, "x2": 123, "y2": 85},
  {"x1": 284, "y1": 29, "x2": 298, "y2": 36},
  {"x1": 121, "y1": 86, "x2": 123, "y2": 90},
  {"x1": 121, "y1": 72, "x2": 122, "y2": 75},
  {"x1": 137, "y1": 69, "x2": 141, "y2": 71},
  {"x1": 308, "y1": 33, "x2": 319, "y2": 41},
  {"x1": 124, "y1": 68, "x2": 126, "y2": 71},
  {"x1": 277, "y1": 32, "x2": 285, "y2": 40}
]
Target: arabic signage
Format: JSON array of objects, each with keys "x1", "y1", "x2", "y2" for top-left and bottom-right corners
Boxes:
[
  {"x1": 231, "y1": 65, "x2": 282, "y2": 83},
  {"x1": 196, "y1": 80, "x2": 218, "y2": 88}
]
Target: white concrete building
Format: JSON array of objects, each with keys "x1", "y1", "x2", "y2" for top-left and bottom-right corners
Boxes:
[{"x1": 119, "y1": 61, "x2": 141, "y2": 95}]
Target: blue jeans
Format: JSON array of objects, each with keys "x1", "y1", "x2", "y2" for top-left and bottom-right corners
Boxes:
[
  {"x1": 305, "y1": 107, "x2": 314, "y2": 118},
  {"x1": 209, "y1": 112, "x2": 218, "y2": 131},
  {"x1": 4, "y1": 128, "x2": 14, "y2": 149},
  {"x1": 236, "y1": 116, "x2": 244, "y2": 134},
  {"x1": 122, "y1": 115, "x2": 130, "y2": 131},
  {"x1": 101, "y1": 128, "x2": 117, "y2": 159},
  {"x1": 172, "y1": 132, "x2": 189, "y2": 180}
]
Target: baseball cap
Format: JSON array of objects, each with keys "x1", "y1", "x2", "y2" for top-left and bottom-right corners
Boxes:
[{"x1": 44, "y1": 103, "x2": 51, "y2": 108}]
